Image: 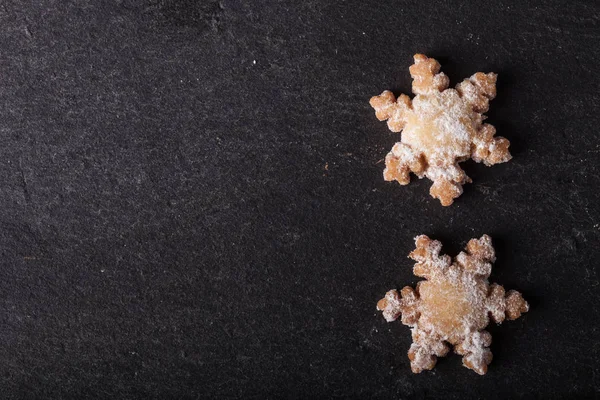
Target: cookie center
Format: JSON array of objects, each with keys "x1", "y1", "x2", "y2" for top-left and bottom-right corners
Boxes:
[
  {"x1": 419, "y1": 279, "x2": 481, "y2": 340},
  {"x1": 402, "y1": 90, "x2": 474, "y2": 163}
]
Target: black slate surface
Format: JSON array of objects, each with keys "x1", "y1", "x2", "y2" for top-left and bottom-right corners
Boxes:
[{"x1": 1, "y1": 0, "x2": 599, "y2": 398}]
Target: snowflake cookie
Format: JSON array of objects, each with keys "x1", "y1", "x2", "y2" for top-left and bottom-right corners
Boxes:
[
  {"x1": 377, "y1": 235, "x2": 528, "y2": 375},
  {"x1": 370, "y1": 54, "x2": 511, "y2": 206}
]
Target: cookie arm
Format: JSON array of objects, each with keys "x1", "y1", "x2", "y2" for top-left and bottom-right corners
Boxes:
[
  {"x1": 455, "y1": 234, "x2": 495, "y2": 278},
  {"x1": 456, "y1": 72, "x2": 497, "y2": 113},
  {"x1": 383, "y1": 143, "x2": 426, "y2": 185},
  {"x1": 472, "y1": 123, "x2": 512, "y2": 166},
  {"x1": 487, "y1": 284, "x2": 529, "y2": 323},
  {"x1": 428, "y1": 164, "x2": 471, "y2": 207},
  {"x1": 369, "y1": 90, "x2": 412, "y2": 132},
  {"x1": 376, "y1": 287, "x2": 420, "y2": 326},
  {"x1": 409, "y1": 54, "x2": 450, "y2": 95},
  {"x1": 408, "y1": 328, "x2": 450, "y2": 373},
  {"x1": 409, "y1": 235, "x2": 451, "y2": 279},
  {"x1": 455, "y1": 331, "x2": 493, "y2": 375}
]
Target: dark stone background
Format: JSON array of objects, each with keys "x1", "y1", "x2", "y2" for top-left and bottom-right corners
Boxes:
[{"x1": 1, "y1": 0, "x2": 599, "y2": 398}]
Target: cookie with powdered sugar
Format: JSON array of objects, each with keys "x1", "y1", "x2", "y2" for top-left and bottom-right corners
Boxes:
[
  {"x1": 377, "y1": 235, "x2": 528, "y2": 375},
  {"x1": 370, "y1": 54, "x2": 511, "y2": 206}
]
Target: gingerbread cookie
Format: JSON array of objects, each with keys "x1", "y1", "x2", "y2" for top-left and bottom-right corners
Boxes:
[
  {"x1": 377, "y1": 235, "x2": 528, "y2": 375},
  {"x1": 370, "y1": 54, "x2": 511, "y2": 206}
]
